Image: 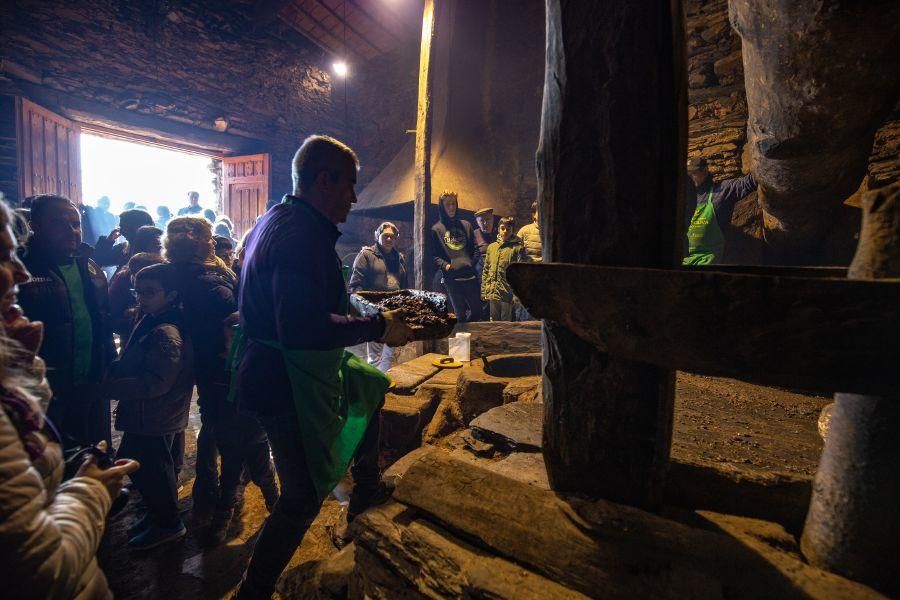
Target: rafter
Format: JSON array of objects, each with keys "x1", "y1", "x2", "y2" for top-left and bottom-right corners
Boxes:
[{"x1": 312, "y1": 0, "x2": 385, "y2": 55}]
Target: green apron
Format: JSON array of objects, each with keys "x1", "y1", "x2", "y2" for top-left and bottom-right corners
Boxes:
[
  {"x1": 683, "y1": 188, "x2": 724, "y2": 265},
  {"x1": 227, "y1": 198, "x2": 390, "y2": 502}
]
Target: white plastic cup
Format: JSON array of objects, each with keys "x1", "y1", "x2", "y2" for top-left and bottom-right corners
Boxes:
[{"x1": 448, "y1": 332, "x2": 471, "y2": 363}]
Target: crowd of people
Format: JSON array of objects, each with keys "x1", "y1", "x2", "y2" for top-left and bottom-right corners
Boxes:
[{"x1": 0, "y1": 135, "x2": 419, "y2": 599}]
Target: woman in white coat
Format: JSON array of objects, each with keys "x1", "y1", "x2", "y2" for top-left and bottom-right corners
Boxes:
[{"x1": 0, "y1": 201, "x2": 139, "y2": 599}]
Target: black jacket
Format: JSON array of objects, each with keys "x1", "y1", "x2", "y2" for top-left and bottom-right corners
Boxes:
[
  {"x1": 17, "y1": 241, "x2": 115, "y2": 392},
  {"x1": 171, "y1": 262, "x2": 236, "y2": 418},
  {"x1": 109, "y1": 309, "x2": 194, "y2": 435},
  {"x1": 348, "y1": 244, "x2": 408, "y2": 293},
  {"x1": 431, "y1": 200, "x2": 478, "y2": 281}
]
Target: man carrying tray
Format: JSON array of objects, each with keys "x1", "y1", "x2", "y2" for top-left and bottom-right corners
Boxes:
[{"x1": 233, "y1": 135, "x2": 414, "y2": 599}]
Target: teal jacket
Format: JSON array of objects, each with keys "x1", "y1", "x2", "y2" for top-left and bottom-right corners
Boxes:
[{"x1": 481, "y1": 235, "x2": 527, "y2": 302}]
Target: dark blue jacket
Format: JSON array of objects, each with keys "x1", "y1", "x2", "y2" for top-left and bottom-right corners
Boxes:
[{"x1": 236, "y1": 195, "x2": 384, "y2": 416}]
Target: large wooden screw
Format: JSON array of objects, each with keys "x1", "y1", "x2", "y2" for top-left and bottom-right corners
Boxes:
[{"x1": 801, "y1": 183, "x2": 900, "y2": 596}]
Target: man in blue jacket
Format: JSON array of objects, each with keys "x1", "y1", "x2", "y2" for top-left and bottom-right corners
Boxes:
[{"x1": 234, "y1": 136, "x2": 412, "y2": 599}]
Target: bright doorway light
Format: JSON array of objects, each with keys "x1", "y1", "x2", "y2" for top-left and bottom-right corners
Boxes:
[
  {"x1": 333, "y1": 60, "x2": 349, "y2": 78},
  {"x1": 80, "y1": 133, "x2": 217, "y2": 215}
]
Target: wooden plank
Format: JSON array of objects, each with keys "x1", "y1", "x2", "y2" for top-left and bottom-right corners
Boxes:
[
  {"x1": 390, "y1": 449, "x2": 879, "y2": 599},
  {"x1": 536, "y1": 0, "x2": 684, "y2": 508},
  {"x1": 412, "y1": 0, "x2": 436, "y2": 292},
  {"x1": 508, "y1": 261, "x2": 900, "y2": 394},
  {"x1": 352, "y1": 502, "x2": 587, "y2": 599},
  {"x1": 14, "y1": 97, "x2": 81, "y2": 204}
]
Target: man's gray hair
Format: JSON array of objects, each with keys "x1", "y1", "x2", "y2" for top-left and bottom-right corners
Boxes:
[{"x1": 292, "y1": 135, "x2": 360, "y2": 194}]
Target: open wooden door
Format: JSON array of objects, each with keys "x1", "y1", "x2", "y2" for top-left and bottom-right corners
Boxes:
[
  {"x1": 222, "y1": 153, "x2": 270, "y2": 238},
  {"x1": 16, "y1": 97, "x2": 82, "y2": 204}
]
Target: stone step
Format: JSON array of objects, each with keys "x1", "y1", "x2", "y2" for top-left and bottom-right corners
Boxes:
[
  {"x1": 385, "y1": 352, "x2": 448, "y2": 394},
  {"x1": 381, "y1": 392, "x2": 440, "y2": 452},
  {"x1": 470, "y1": 401, "x2": 542, "y2": 451}
]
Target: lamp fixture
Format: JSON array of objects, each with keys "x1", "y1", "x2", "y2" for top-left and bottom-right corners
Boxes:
[{"x1": 333, "y1": 60, "x2": 349, "y2": 78}]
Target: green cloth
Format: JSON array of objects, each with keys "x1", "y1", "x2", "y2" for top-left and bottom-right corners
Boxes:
[
  {"x1": 683, "y1": 188, "x2": 725, "y2": 265},
  {"x1": 259, "y1": 341, "x2": 388, "y2": 502},
  {"x1": 58, "y1": 262, "x2": 94, "y2": 384}
]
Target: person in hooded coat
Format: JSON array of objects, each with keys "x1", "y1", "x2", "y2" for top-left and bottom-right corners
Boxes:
[{"x1": 430, "y1": 192, "x2": 483, "y2": 322}]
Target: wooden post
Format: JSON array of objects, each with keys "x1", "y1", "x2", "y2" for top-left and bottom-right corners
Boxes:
[
  {"x1": 801, "y1": 183, "x2": 900, "y2": 597},
  {"x1": 413, "y1": 0, "x2": 437, "y2": 292},
  {"x1": 536, "y1": 0, "x2": 686, "y2": 508}
]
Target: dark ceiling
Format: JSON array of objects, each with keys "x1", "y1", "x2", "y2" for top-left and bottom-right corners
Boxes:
[{"x1": 277, "y1": 0, "x2": 424, "y2": 63}]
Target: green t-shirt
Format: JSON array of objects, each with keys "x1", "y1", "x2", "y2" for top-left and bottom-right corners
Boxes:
[{"x1": 58, "y1": 262, "x2": 94, "y2": 384}]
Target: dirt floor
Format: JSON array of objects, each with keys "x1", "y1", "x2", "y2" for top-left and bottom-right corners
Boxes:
[
  {"x1": 101, "y1": 399, "x2": 344, "y2": 600},
  {"x1": 673, "y1": 372, "x2": 827, "y2": 478},
  {"x1": 99, "y1": 371, "x2": 830, "y2": 599}
]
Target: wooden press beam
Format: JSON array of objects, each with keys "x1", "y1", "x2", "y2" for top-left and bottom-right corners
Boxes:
[
  {"x1": 412, "y1": 0, "x2": 436, "y2": 292},
  {"x1": 535, "y1": 0, "x2": 686, "y2": 508},
  {"x1": 508, "y1": 261, "x2": 900, "y2": 395}
]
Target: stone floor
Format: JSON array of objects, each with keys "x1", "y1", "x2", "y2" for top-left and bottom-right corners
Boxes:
[{"x1": 98, "y1": 359, "x2": 834, "y2": 599}]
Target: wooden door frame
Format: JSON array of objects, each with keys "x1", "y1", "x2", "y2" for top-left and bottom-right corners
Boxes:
[{"x1": 76, "y1": 122, "x2": 226, "y2": 211}]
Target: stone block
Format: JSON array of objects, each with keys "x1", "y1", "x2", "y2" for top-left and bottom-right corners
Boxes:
[
  {"x1": 389, "y1": 449, "x2": 881, "y2": 599},
  {"x1": 434, "y1": 321, "x2": 541, "y2": 357},
  {"x1": 427, "y1": 364, "x2": 464, "y2": 387},
  {"x1": 470, "y1": 401, "x2": 542, "y2": 451},
  {"x1": 385, "y1": 352, "x2": 446, "y2": 394},
  {"x1": 381, "y1": 392, "x2": 440, "y2": 453},
  {"x1": 455, "y1": 363, "x2": 509, "y2": 421},
  {"x1": 420, "y1": 394, "x2": 466, "y2": 446},
  {"x1": 502, "y1": 375, "x2": 542, "y2": 404},
  {"x1": 351, "y1": 502, "x2": 585, "y2": 599}
]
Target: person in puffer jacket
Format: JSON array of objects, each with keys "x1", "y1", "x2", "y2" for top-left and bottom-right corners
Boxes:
[
  {"x1": 481, "y1": 216, "x2": 527, "y2": 322},
  {"x1": 0, "y1": 199, "x2": 139, "y2": 599},
  {"x1": 349, "y1": 221, "x2": 408, "y2": 371}
]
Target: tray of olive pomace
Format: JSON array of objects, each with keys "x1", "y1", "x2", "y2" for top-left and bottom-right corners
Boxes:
[{"x1": 350, "y1": 289, "x2": 457, "y2": 341}]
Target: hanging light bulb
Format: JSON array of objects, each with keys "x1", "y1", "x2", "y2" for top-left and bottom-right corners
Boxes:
[{"x1": 333, "y1": 60, "x2": 349, "y2": 78}]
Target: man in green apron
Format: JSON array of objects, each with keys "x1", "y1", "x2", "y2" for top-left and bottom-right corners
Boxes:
[
  {"x1": 233, "y1": 136, "x2": 413, "y2": 599},
  {"x1": 683, "y1": 157, "x2": 757, "y2": 265}
]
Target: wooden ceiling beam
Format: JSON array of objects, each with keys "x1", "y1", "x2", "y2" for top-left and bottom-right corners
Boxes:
[
  {"x1": 312, "y1": 0, "x2": 385, "y2": 55},
  {"x1": 360, "y1": 0, "x2": 420, "y2": 38},
  {"x1": 280, "y1": 2, "x2": 364, "y2": 62},
  {"x1": 345, "y1": 0, "x2": 404, "y2": 45}
]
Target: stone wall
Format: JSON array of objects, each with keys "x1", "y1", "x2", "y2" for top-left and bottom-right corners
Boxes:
[
  {"x1": 0, "y1": 0, "x2": 347, "y2": 202},
  {"x1": 345, "y1": 41, "x2": 420, "y2": 190},
  {"x1": 482, "y1": 0, "x2": 545, "y2": 225}
]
